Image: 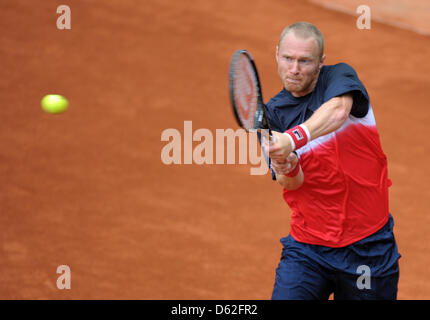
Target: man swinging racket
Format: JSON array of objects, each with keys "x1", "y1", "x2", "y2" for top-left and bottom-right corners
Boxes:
[{"x1": 262, "y1": 22, "x2": 401, "y2": 300}]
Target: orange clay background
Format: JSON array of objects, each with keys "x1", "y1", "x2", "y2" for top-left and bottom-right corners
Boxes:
[{"x1": 0, "y1": 0, "x2": 429, "y2": 299}]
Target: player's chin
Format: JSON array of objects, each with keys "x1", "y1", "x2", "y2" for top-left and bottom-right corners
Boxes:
[{"x1": 284, "y1": 82, "x2": 303, "y2": 92}]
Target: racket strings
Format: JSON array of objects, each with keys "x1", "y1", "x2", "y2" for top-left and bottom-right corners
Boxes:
[{"x1": 232, "y1": 56, "x2": 258, "y2": 130}]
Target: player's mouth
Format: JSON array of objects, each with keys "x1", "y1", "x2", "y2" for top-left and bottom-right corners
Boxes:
[{"x1": 286, "y1": 77, "x2": 301, "y2": 83}]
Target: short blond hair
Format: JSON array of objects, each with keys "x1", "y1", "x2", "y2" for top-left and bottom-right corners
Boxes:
[{"x1": 279, "y1": 22, "x2": 324, "y2": 58}]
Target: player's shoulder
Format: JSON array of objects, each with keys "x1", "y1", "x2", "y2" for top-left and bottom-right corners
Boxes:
[{"x1": 322, "y1": 62, "x2": 358, "y2": 76}]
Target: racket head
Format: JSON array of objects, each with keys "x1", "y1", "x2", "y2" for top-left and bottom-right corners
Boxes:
[{"x1": 229, "y1": 50, "x2": 268, "y2": 131}]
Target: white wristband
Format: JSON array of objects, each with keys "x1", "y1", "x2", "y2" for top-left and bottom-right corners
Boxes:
[
  {"x1": 299, "y1": 124, "x2": 311, "y2": 141},
  {"x1": 283, "y1": 132, "x2": 296, "y2": 151}
]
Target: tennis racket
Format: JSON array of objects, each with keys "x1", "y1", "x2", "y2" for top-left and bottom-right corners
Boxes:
[{"x1": 228, "y1": 49, "x2": 273, "y2": 140}]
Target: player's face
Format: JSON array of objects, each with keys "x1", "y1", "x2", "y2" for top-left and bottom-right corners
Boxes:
[{"x1": 276, "y1": 32, "x2": 325, "y2": 97}]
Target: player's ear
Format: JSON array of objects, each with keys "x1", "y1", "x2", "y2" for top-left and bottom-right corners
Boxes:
[
  {"x1": 275, "y1": 45, "x2": 279, "y2": 63},
  {"x1": 319, "y1": 54, "x2": 326, "y2": 70}
]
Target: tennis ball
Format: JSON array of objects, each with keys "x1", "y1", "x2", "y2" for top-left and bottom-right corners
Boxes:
[{"x1": 41, "y1": 94, "x2": 69, "y2": 114}]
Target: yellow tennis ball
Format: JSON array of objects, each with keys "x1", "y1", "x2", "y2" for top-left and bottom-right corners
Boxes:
[{"x1": 41, "y1": 94, "x2": 69, "y2": 114}]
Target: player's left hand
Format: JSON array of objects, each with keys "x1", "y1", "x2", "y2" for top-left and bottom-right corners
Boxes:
[{"x1": 266, "y1": 131, "x2": 293, "y2": 161}]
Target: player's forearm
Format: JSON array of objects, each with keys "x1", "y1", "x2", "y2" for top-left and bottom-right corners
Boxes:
[
  {"x1": 268, "y1": 94, "x2": 353, "y2": 161},
  {"x1": 275, "y1": 169, "x2": 304, "y2": 190},
  {"x1": 303, "y1": 94, "x2": 353, "y2": 141}
]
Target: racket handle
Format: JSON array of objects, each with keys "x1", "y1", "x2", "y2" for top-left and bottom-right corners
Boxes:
[{"x1": 268, "y1": 129, "x2": 277, "y2": 144}]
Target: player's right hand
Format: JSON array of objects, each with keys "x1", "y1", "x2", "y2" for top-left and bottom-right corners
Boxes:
[{"x1": 271, "y1": 152, "x2": 298, "y2": 176}]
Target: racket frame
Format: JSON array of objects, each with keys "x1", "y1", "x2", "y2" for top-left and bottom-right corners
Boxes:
[{"x1": 228, "y1": 49, "x2": 272, "y2": 138}]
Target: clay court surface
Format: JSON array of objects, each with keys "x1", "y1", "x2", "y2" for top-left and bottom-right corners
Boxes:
[{"x1": 1, "y1": 0, "x2": 429, "y2": 299}]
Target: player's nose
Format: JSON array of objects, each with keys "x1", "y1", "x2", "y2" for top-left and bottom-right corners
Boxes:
[{"x1": 289, "y1": 60, "x2": 299, "y2": 73}]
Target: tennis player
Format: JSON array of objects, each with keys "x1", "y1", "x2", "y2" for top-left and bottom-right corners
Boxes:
[{"x1": 263, "y1": 22, "x2": 401, "y2": 300}]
